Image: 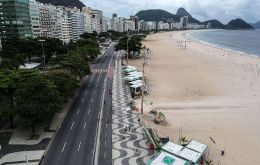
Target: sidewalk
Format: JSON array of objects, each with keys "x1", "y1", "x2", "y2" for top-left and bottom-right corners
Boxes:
[
  {"x1": 0, "y1": 150, "x2": 44, "y2": 165},
  {"x1": 112, "y1": 51, "x2": 152, "y2": 165}
]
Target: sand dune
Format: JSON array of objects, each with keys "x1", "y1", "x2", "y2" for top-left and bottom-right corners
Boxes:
[{"x1": 129, "y1": 31, "x2": 260, "y2": 165}]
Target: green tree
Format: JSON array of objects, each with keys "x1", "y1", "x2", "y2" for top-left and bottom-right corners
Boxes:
[
  {"x1": 15, "y1": 73, "x2": 61, "y2": 135},
  {"x1": 0, "y1": 70, "x2": 38, "y2": 127},
  {"x1": 115, "y1": 35, "x2": 143, "y2": 56},
  {"x1": 53, "y1": 52, "x2": 91, "y2": 78},
  {"x1": 45, "y1": 70, "x2": 79, "y2": 102}
]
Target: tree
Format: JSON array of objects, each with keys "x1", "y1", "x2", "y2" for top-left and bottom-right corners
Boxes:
[
  {"x1": 45, "y1": 70, "x2": 79, "y2": 102},
  {"x1": 180, "y1": 137, "x2": 189, "y2": 146},
  {"x1": 54, "y1": 52, "x2": 91, "y2": 78},
  {"x1": 205, "y1": 159, "x2": 213, "y2": 165},
  {"x1": 15, "y1": 73, "x2": 61, "y2": 135},
  {"x1": 115, "y1": 35, "x2": 143, "y2": 56},
  {"x1": 0, "y1": 70, "x2": 38, "y2": 128}
]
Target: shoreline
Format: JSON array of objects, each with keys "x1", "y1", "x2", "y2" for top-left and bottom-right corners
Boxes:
[
  {"x1": 128, "y1": 30, "x2": 260, "y2": 164},
  {"x1": 185, "y1": 29, "x2": 260, "y2": 59}
]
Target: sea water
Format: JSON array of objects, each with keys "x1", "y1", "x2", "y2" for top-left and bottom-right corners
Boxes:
[{"x1": 189, "y1": 29, "x2": 260, "y2": 57}]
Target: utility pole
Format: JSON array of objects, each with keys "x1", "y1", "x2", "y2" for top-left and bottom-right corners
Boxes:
[
  {"x1": 141, "y1": 48, "x2": 151, "y2": 114},
  {"x1": 126, "y1": 38, "x2": 129, "y2": 65},
  {"x1": 39, "y1": 39, "x2": 46, "y2": 72}
]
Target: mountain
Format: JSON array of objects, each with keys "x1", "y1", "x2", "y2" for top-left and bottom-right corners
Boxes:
[
  {"x1": 203, "y1": 19, "x2": 225, "y2": 29},
  {"x1": 176, "y1": 7, "x2": 192, "y2": 17},
  {"x1": 136, "y1": 9, "x2": 200, "y2": 24},
  {"x1": 36, "y1": 0, "x2": 85, "y2": 8},
  {"x1": 225, "y1": 19, "x2": 254, "y2": 30},
  {"x1": 250, "y1": 21, "x2": 260, "y2": 29}
]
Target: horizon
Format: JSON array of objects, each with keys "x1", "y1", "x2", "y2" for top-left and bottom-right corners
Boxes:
[{"x1": 82, "y1": 0, "x2": 260, "y2": 24}]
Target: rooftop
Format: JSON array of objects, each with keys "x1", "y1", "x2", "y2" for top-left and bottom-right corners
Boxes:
[
  {"x1": 148, "y1": 151, "x2": 191, "y2": 165},
  {"x1": 162, "y1": 141, "x2": 184, "y2": 155},
  {"x1": 186, "y1": 140, "x2": 208, "y2": 154},
  {"x1": 19, "y1": 63, "x2": 41, "y2": 70},
  {"x1": 178, "y1": 148, "x2": 202, "y2": 163}
]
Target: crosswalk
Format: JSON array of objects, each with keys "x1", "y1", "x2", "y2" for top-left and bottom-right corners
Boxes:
[{"x1": 90, "y1": 69, "x2": 108, "y2": 73}]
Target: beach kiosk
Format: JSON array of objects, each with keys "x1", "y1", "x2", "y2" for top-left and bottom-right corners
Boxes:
[
  {"x1": 147, "y1": 151, "x2": 191, "y2": 165},
  {"x1": 161, "y1": 141, "x2": 207, "y2": 165}
]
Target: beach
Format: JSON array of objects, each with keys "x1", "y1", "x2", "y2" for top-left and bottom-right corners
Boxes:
[{"x1": 128, "y1": 31, "x2": 260, "y2": 164}]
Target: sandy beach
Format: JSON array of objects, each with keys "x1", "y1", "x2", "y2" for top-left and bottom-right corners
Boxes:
[{"x1": 128, "y1": 31, "x2": 260, "y2": 164}]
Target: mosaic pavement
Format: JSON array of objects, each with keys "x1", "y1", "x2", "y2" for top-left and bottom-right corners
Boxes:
[{"x1": 112, "y1": 52, "x2": 152, "y2": 165}]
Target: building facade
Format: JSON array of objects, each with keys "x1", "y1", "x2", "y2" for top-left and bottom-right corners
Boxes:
[{"x1": 0, "y1": 0, "x2": 32, "y2": 39}]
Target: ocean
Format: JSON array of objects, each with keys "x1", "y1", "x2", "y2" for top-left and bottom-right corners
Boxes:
[{"x1": 189, "y1": 29, "x2": 260, "y2": 57}]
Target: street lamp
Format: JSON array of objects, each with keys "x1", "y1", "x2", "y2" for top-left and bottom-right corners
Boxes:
[
  {"x1": 141, "y1": 48, "x2": 152, "y2": 114},
  {"x1": 38, "y1": 39, "x2": 46, "y2": 71}
]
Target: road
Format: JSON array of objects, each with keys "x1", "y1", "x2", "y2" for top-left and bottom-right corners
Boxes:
[{"x1": 40, "y1": 46, "x2": 114, "y2": 165}]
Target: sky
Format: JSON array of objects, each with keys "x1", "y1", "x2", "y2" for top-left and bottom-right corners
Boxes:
[{"x1": 82, "y1": 0, "x2": 260, "y2": 24}]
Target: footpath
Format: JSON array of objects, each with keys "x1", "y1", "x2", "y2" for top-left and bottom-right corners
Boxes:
[{"x1": 112, "y1": 51, "x2": 152, "y2": 165}]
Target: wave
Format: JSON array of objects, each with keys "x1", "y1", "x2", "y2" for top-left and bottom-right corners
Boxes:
[{"x1": 185, "y1": 30, "x2": 260, "y2": 59}]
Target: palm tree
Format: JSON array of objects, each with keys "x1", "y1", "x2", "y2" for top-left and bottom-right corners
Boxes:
[
  {"x1": 180, "y1": 137, "x2": 188, "y2": 146},
  {"x1": 205, "y1": 159, "x2": 213, "y2": 165}
]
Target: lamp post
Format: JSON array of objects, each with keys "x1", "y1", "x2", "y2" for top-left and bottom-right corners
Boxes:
[
  {"x1": 141, "y1": 48, "x2": 151, "y2": 114},
  {"x1": 126, "y1": 37, "x2": 129, "y2": 65},
  {"x1": 38, "y1": 39, "x2": 46, "y2": 72}
]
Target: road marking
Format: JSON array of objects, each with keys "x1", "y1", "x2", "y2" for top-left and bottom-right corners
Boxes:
[
  {"x1": 97, "y1": 73, "x2": 101, "y2": 82},
  {"x1": 105, "y1": 141, "x2": 106, "y2": 148},
  {"x1": 88, "y1": 108, "x2": 90, "y2": 114},
  {"x1": 84, "y1": 122, "x2": 86, "y2": 129},
  {"x1": 94, "y1": 90, "x2": 95, "y2": 94},
  {"x1": 88, "y1": 74, "x2": 95, "y2": 87},
  {"x1": 77, "y1": 108, "x2": 80, "y2": 114},
  {"x1": 91, "y1": 98, "x2": 93, "y2": 103},
  {"x1": 82, "y1": 98, "x2": 84, "y2": 103},
  {"x1": 106, "y1": 124, "x2": 108, "y2": 129},
  {"x1": 85, "y1": 90, "x2": 87, "y2": 95},
  {"x1": 70, "y1": 121, "x2": 74, "y2": 130},
  {"x1": 78, "y1": 141, "x2": 81, "y2": 151},
  {"x1": 62, "y1": 142, "x2": 67, "y2": 152}
]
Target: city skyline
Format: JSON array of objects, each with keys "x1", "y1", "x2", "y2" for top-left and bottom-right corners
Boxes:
[{"x1": 83, "y1": 0, "x2": 260, "y2": 24}]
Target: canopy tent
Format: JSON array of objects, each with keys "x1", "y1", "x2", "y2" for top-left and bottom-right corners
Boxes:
[
  {"x1": 123, "y1": 75, "x2": 143, "y2": 82},
  {"x1": 129, "y1": 80, "x2": 142, "y2": 85}
]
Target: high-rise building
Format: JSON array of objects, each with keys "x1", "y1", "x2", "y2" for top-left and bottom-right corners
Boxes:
[
  {"x1": 29, "y1": 0, "x2": 41, "y2": 38},
  {"x1": 124, "y1": 20, "x2": 135, "y2": 31},
  {"x1": 130, "y1": 16, "x2": 139, "y2": 30},
  {"x1": 38, "y1": 3, "x2": 56, "y2": 38},
  {"x1": 71, "y1": 7, "x2": 85, "y2": 41},
  {"x1": 112, "y1": 13, "x2": 117, "y2": 19},
  {"x1": 82, "y1": 7, "x2": 102, "y2": 34},
  {"x1": 0, "y1": 0, "x2": 32, "y2": 39},
  {"x1": 180, "y1": 16, "x2": 188, "y2": 29},
  {"x1": 138, "y1": 20, "x2": 148, "y2": 31},
  {"x1": 147, "y1": 21, "x2": 156, "y2": 30}
]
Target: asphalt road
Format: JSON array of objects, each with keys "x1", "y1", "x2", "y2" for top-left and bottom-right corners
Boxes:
[{"x1": 40, "y1": 46, "x2": 115, "y2": 165}]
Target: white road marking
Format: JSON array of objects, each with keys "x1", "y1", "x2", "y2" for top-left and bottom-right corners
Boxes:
[
  {"x1": 77, "y1": 108, "x2": 80, "y2": 114},
  {"x1": 62, "y1": 142, "x2": 67, "y2": 152},
  {"x1": 106, "y1": 124, "x2": 108, "y2": 129},
  {"x1": 70, "y1": 121, "x2": 74, "y2": 130},
  {"x1": 105, "y1": 141, "x2": 106, "y2": 148},
  {"x1": 94, "y1": 90, "x2": 95, "y2": 94},
  {"x1": 82, "y1": 98, "x2": 84, "y2": 103},
  {"x1": 88, "y1": 109, "x2": 90, "y2": 114},
  {"x1": 84, "y1": 122, "x2": 86, "y2": 129},
  {"x1": 85, "y1": 90, "x2": 87, "y2": 95},
  {"x1": 91, "y1": 99, "x2": 93, "y2": 103},
  {"x1": 97, "y1": 73, "x2": 101, "y2": 82},
  {"x1": 78, "y1": 141, "x2": 81, "y2": 151}
]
